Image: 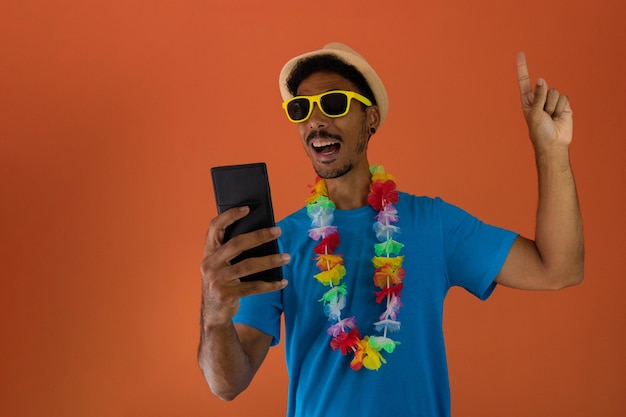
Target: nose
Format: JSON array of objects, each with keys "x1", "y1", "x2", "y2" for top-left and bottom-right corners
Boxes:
[{"x1": 306, "y1": 102, "x2": 330, "y2": 129}]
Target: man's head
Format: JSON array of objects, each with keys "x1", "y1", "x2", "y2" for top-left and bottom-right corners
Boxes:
[
  {"x1": 278, "y1": 43, "x2": 388, "y2": 179},
  {"x1": 279, "y1": 43, "x2": 388, "y2": 128}
]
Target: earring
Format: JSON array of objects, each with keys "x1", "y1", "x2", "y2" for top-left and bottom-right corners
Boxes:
[{"x1": 370, "y1": 127, "x2": 376, "y2": 134}]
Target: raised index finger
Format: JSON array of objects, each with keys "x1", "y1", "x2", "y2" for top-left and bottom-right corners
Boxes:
[{"x1": 517, "y1": 51, "x2": 532, "y2": 97}]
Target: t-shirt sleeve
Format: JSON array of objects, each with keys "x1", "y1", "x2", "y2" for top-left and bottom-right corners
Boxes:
[
  {"x1": 232, "y1": 288, "x2": 283, "y2": 346},
  {"x1": 438, "y1": 198, "x2": 518, "y2": 300}
]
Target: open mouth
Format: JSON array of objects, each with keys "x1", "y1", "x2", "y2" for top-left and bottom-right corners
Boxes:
[{"x1": 311, "y1": 140, "x2": 341, "y2": 155}]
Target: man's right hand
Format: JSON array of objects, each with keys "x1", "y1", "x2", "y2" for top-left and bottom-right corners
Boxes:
[{"x1": 200, "y1": 206, "x2": 289, "y2": 326}]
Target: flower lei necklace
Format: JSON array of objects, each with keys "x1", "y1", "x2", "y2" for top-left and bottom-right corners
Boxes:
[{"x1": 306, "y1": 165, "x2": 405, "y2": 371}]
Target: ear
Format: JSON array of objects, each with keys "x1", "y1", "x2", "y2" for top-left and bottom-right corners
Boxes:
[{"x1": 367, "y1": 106, "x2": 381, "y2": 133}]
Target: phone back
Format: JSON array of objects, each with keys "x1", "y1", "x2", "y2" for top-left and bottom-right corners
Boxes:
[{"x1": 211, "y1": 163, "x2": 282, "y2": 282}]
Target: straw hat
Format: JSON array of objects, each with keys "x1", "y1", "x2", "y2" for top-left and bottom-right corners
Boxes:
[{"x1": 278, "y1": 42, "x2": 389, "y2": 128}]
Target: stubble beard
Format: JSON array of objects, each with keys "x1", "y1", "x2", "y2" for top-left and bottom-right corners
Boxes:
[{"x1": 313, "y1": 118, "x2": 370, "y2": 180}]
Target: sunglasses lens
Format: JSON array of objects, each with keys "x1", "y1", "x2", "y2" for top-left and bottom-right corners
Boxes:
[
  {"x1": 320, "y1": 92, "x2": 349, "y2": 116},
  {"x1": 286, "y1": 98, "x2": 310, "y2": 121}
]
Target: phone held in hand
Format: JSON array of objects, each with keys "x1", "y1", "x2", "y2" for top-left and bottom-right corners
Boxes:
[{"x1": 210, "y1": 162, "x2": 283, "y2": 282}]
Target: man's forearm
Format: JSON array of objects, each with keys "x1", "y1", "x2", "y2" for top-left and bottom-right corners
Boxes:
[
  {"x1": 198, "y1": 319, "x2": 256, "y2": 401},
  {"x1": 534, "y1": 147, "x2": 584, "y2": 287}
]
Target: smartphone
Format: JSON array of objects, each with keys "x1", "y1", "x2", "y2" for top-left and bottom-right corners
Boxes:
[{"x1": 210, "y1": 162, "x2": 283, "y2": 282}]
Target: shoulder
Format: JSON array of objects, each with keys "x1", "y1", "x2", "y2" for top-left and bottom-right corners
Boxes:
[
  {"x1": 396, "y1": 192, "x2": 493, "y2": 238},
  {"x1": 396, "y1": 191, "x2": 454, "y2": 216},
  {"x1": 399, "y1": 191, "x2": 479, "y2": 217}
]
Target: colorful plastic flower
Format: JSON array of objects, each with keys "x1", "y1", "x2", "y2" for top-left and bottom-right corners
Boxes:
[
  {"x1": 373, "y1": 264, "x2": 405, "y2": 288},
  {"x1": 313, "y1": 232, "x2": 340, "y2": 255},
  {"x1": 379, "y1": 294, "x2": 403, "y2": 321},
  {"x1": 308, "y1": 225, "x2": 338, "y2": 240},
  {"x1": 373, "y1": 222, "x2": 401, "y2": 241},
  {"x1": 369, "y1": 165, "x2": 396, "y2": 183},
  {"x1": 315, "y1": 254, "x2": 344, "y2": 271},
  {"x1": 374, "y1": 283, "x2": 404, "y2": 304},
  {"x1": 372, "y1": 256, "x2": 404, "y2": 270},
  {"x1": 376, "y1": 204, "x2": 398, "y2": 225},
  {"x1": 368, "y1": 180, "x2": 399, "y2": 210},
  {"x1": 319, "y1": 284, "x2": 348, "y2": 305},
  {"x1": 368, "y1": 336, "x2": 400, "y2": 354},
  {"x1": 325, "y1": 293, "x2": 346, "y2": 321},
  {"x1": 327, "y1": 317, "x2": 356, "y2": 337},
  {"x1": 373, "y1": 319, "x2": 401, "y2": 333},
  {"x1": 351, "y1": 336, "x2": 387, "y2": 371},
  {"x1": 306, "y1": 179, "x2": 328, "y2": 204},
  {"x1": 314, "y1": 264, "x2": 346, "y2": 286},
  {"x1": 307, "y1": 203, "x2": 335, "y2": 227},
  {"x1": 374, "y1": 238, "x2": 404, "y2": 256},
  {"x1": 330, "y1": 327, "x2": 361, "y2": 355}
]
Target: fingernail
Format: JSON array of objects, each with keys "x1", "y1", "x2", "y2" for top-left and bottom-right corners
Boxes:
[
  {"x1": 281, "y1": 253, "x2": 291, "y2": 263},
  {"x1": 537, "y1": 78, "x2": 544, "y2": 87},
  {"x1": 270, "y1": 226, "x2": 281, "y2": 236}
]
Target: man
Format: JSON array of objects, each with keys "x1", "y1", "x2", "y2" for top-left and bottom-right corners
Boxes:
[{"x1": 198, "y1": 43, "x2": 584, "y2": 416}]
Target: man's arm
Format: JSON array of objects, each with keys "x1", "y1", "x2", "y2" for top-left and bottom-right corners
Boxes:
[
  {"x1": 198, "y1": 321, "x2": 273, "y2": 401},
  {"x1": 198, "y1": 206, "x2": 288, "y2": 400},
  {"x1": 495, "y1": 52, "x2": 584, "y2": 290}
]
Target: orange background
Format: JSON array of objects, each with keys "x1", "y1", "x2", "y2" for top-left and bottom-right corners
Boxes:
[{"x1": 1, "y1": 1, "x2": 625, "y2": 416}]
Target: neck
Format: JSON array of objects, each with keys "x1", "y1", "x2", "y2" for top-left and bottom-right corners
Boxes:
[{"x1": 325, "y1": 163, "x2": 371, "y2": 210}]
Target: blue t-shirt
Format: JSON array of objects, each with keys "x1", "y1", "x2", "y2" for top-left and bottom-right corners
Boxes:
[{"x1": 234, "y1": 192, "x2": 517, "y2": 417}]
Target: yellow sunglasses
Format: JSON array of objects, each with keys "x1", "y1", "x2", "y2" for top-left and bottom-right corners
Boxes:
[{"x1": 282, "y1": 90, "x2": 372, "y2": 123}]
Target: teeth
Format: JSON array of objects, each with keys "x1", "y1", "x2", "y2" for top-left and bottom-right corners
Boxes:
[{"x1": 312, "y1": 141, "x2": 337, "y2": 148}]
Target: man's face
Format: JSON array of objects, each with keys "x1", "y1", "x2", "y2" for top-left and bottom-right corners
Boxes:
[{"x1": 294, "y1": 71, "x2": 376, "y2": 179}]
